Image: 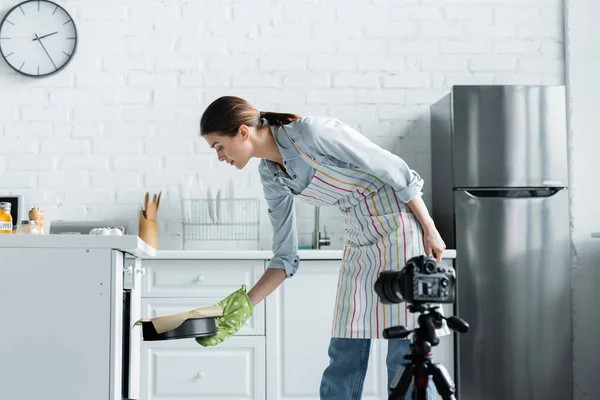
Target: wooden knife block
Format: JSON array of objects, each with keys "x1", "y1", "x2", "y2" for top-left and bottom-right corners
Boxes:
[{"x1": 138, "y1": 210, "x2": 158, "y2": 249}]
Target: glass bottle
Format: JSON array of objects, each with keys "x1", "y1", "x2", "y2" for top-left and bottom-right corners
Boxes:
[{"x1": 0, "y1": 202, "x2": 13, "y2": 234}]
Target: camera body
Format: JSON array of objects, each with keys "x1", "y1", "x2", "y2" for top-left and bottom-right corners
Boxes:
[{"x1": 375, "y1": 255, "x2": 456, "y2": 305}]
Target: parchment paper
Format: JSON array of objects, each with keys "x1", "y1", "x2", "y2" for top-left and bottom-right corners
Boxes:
[{"x1": 133, "y1": 305, "x2": 223, "y2": 334}]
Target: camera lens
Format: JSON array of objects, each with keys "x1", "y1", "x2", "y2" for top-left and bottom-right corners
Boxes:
[{"x1": 374, "y1": 270, "x2": 404, "y2": 304}]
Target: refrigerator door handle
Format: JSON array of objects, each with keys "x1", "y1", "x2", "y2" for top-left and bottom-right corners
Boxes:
[{"x1": 461, "y1": 188, "x2": 565, "y2": 199}]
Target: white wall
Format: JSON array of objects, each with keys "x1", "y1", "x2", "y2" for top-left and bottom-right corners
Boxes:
[
  {"x1": 564, "y1": 0, "x2": 600, "y2": 398},
  {"x1": 0, "y1": 0, "x2": 564, "y2": 249}
]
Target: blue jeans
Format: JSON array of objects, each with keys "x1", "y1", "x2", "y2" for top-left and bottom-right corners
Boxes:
[{"x1": 319, "y1": 338, "x2": 435, "y2": 400}]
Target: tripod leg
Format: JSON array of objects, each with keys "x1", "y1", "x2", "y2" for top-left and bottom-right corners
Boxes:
[
  {"x1": 388, "y1": 364, "x2": 414, "y2": 400},
  {"x1": 429, "y1": 363, "x2": 456, "y2": 400},
  {"x1": 413, "y1": 364, "x2": 430, "y2": 400}
]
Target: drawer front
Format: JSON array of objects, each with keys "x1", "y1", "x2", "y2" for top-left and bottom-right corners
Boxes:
[
  {"x1": 142, "y1": 298, "x2": 265, "y2": 336},
  {"x1": 141, "y1": 337, "x2": 266, "y2": 400},
  {"x1": 142, "y1": 259, "x2": 264, "y2": 298}
]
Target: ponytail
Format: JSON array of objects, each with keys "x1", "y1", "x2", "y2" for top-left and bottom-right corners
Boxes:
[{"x1": 257, "y1": 111, "x2": 301, "y2": 129}]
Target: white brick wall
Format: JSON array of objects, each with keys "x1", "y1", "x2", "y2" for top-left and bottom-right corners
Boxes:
[
  {"x1": 564, "y1": 0, "x2": 600, "y2": 398},
  {"x1": 0, "y1": 0, "x2": 564, "y2": 250}
]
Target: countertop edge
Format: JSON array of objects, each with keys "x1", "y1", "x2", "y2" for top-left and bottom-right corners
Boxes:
[
  {"x1": 0, "y1": 235, "x2": 156, "y2": 258},
  {"x1": 143, "y1": 249, "x2": 457, "y2": 260}
]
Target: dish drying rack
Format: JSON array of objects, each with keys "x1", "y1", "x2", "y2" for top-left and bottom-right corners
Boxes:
[{"x1": 180, "y1": 197, "x2": 261, "y2": 249}]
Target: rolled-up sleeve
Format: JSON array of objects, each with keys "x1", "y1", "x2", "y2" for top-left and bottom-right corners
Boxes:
[
  {"x1": 301, "y1": 117, "x2": 424, "y2": 203},
  {"x1": 259, "y1": 165, "x2": 299, "y2": 278}
]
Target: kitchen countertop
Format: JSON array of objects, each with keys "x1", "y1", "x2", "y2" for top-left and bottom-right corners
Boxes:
[
  {"x1": 143, "y1": 249, "x2": 457, "y2": 260},
  {"x1": 0, "y1": 234, "x2": 459, "y2": 260},
  {"x1": 0, "y1": 234, "x2": 155, "y2": 258}
]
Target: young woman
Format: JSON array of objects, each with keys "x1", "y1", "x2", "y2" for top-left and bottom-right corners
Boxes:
[{"x1": 198, "y1": 96, "x2": 448, "y2": 400}]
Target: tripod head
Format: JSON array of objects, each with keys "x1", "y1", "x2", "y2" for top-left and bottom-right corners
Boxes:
[{"x1": 382, "y1": 304, "x2": 469, "y2": 349}]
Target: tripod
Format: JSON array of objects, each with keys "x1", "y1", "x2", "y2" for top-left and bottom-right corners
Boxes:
[{"x1": 384, "y1": 304, "x2": 469, "y2": 400}]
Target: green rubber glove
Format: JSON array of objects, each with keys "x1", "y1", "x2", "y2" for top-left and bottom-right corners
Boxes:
[{"x1": 196, "y1": 285, "x2": 253, "y2": 347}]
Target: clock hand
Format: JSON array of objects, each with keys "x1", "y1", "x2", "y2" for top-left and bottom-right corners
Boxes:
[
  {"x1": 32, "y1": 31, "x2": 58, "y2": 41},
  {"x1": 34, "y1": 33, "x2": 57, "y2": 70}
]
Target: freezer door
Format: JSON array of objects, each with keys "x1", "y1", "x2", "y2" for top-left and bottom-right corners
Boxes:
[
  {"x1": 452, "y1": 85, "x2": 568, "y2": 188},
  {"x1": 454, "y1": 189, "x2": 572, "y2": 400}
]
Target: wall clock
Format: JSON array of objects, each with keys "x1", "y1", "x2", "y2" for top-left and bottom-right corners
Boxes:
[{"x1": 0, "y1": 0, "x2": 77, "y2": 77}]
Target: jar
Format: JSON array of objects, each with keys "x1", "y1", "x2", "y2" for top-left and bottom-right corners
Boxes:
[
  {"x1": 0, "y1": 202, "x2": 13, "y2": 234},
  {"x1": 16, "y1": 220, "x2": 41, "y2": 235},
  {"x1": 28, "y1": 207, "x2": 45, "y2": 235}
]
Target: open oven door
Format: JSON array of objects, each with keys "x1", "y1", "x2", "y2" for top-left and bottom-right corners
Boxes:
[
  {"x1": 122, "y1": 255, "x2": 143, "y2": 400},
  {"x1": 112, "y1": 252, "x2": 144, "y2": 400}
]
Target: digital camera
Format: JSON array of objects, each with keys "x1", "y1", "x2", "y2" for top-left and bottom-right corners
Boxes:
[{"x1": 374, "y1": 255, "x2": 456, "y2": 305}]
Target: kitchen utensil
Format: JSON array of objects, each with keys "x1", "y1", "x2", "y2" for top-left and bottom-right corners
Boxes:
[
  {"x1": 144, "y1": 192, "x2": 149, "y2": 217},
  {"x1": 156, "y1": 191, "x2": 162, "y2": 210},
  {"x1": 227, "y1": 178, "x2": 235, "y2": 218},
  {"x1": 144, "y1": 191, "x2": 161, "y2": 221},
  {"x1": 207, "y1": 187, "x2": 214, "y2": 223},
  {"x1": 140, "y1": 317, "x2": 217, "y2": 341},
  {"x1": 215, "y1": 189, "x2": 221, "y2": 224},
  {"x1": 146, "y1": 201, "x2": 158, "y2": 221}
]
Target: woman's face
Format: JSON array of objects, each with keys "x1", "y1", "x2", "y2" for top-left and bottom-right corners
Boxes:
[{"x1": 203, "y1": 126, "x2": 253, "y2": 170}]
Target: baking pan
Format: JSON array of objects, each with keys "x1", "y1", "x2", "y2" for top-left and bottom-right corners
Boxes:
[{"x1": 141, "y1": 317, "x2": 218, "y2": 341}]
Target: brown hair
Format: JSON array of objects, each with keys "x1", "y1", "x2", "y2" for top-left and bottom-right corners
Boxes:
[{"x1": 199, "y1": 96, "x2": 301, "y2": 137}]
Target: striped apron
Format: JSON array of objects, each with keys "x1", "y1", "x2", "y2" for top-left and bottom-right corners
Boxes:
[{"x1": 284, "y1": 131, "x2": 450, "y2": 339}]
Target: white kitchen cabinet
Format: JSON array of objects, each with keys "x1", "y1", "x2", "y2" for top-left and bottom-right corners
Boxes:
[
  {"x1": 266, "y1": 260, "x2": 389, "y2": 399},
  {"x1": 143, "y1": 259, "x2": 264, "y2": 298},
  {"x1": 140, "y1": 258, "x2": 267, "y2": 400},
  {"x1": 141, "y1": 336, "x2": 265, "y2": 400}
]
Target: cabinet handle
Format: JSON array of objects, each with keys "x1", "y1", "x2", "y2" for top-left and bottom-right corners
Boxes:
[
  {"x1": 196, "y1": 276, "x2": 205, "y2": 283},
  {"x1": 197, "y1": 372, "x2": 205, "y2": 379}
]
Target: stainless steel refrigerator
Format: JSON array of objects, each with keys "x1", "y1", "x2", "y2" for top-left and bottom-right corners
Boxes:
[{"x1": 430, "y1": 85, "x2": 572, "y2": 400}]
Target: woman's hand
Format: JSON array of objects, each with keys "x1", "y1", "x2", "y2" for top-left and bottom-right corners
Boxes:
[
  {"x1": 423, "y1": 226, "x2": 446, "y2": 264},
  {"x1": 407, "y1": 196, "x2": 446, "y2": 264},
  {"x1": 196, "y1": 285, "x2": 253, "y2": 347},
  {"x1": 406, "y1": 196, "x2": 447, "y2": 264}
]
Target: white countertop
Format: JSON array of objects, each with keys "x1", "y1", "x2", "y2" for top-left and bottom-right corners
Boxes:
[
  {"x1": 144, "y1": 249, "x2": 457, "y2": 260},
  {"x1": 0, "y1": 234, "x2": 458, "y2": 260},
  {"x1": 0, "y1": 234, "x2": 155, "y2": 258}
]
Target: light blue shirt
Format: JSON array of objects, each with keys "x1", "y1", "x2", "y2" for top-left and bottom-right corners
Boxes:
[{"x1": 259, "y1": 116, "x2": 424, "y2": 278}]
